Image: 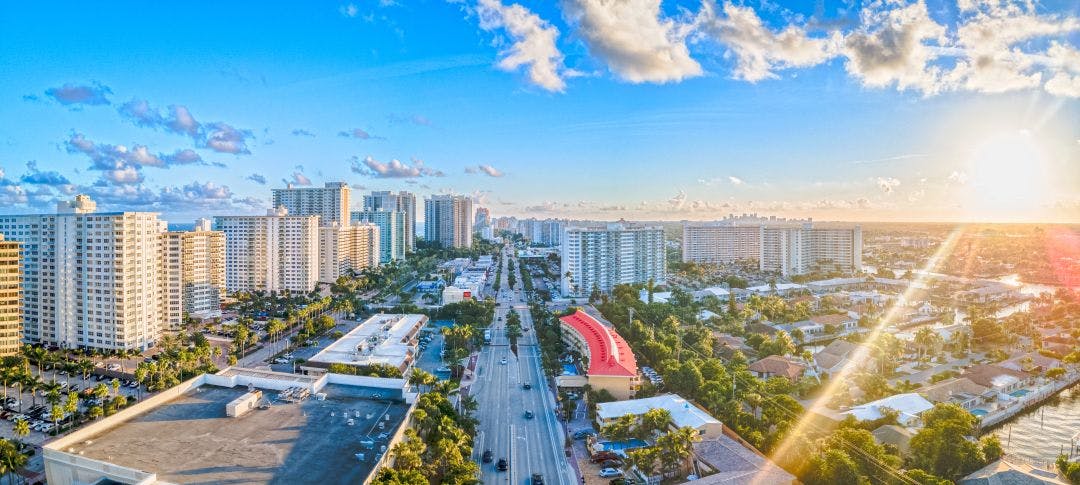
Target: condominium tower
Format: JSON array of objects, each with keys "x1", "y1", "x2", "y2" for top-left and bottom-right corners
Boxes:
[
  {"x1": 272, "y1": 182, "x2": 350, "y2": 226},
  {"x1": 423, "y1": 195, "x2": 473, "y2": 249},
  {"x1": 318, "y1": 222, "x2": 380, "y2": 283},
  {"x1": 682, "y1": 217, "x2": 862, "y2": 276},
  {"x1": 0, "y1": 195, "x2": 166, "y2": 351},
  {"x1": 351, "y1": 210, "x2": 406, "y2": 263},
  {"x1": 560, "y1": 224, "x2": 665, "y2": 297},
  {"x1": 0, "y1": 235, "x2": 20, "y2": 356},
  {"x1": 160, "y1": 219, "x2": 226, "y2": 328},
  {"x1": 214, "y1": 207, "x2": 320, "y2": 293},
  {"x1": 363, "y1": 191, "x2": 416, "y2": 251}
]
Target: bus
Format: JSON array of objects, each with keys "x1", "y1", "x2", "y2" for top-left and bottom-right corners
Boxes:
[{"x1": 483, "y1": 329, "x2": 492, "y2": 345}]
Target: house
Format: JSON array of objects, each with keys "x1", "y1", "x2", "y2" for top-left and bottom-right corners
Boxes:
[
  {"x1": 714, "y1": 333, "x2": 751, "y2": 352},
  {"x1": 871, "y1": 424, "x2": 913, "y2": 454},
  {"x1": 962, "y1": 365, "x2": 1032, "y2": 394},
  {"x1": 595, "y1": 394, "x2": 723, "y2": 439},
  {"x1": 690, "y1": 430, "x2": 797, "y2": 484},
  {"x1": 700, "y1": 309, "x2": 721, "y2": 321},
  {"x1": 747, "y1": 355, "x2": 807, "y2": 382},
  {"x1": 813, "y1": 340, "x2": 871, "y2": 375},
  {"x1": 1000, "y1": 352, "x2": 1063, "y2": 373},
  {"x1": 919, "y1": 378, "x2": 992, "y2": 410},
  {"x1": 960, "y1": 458, "x2": 1068, "y2": 484},
  {"x1": 841, "y1": 393, "x2": 934, "y2": 427},
  {"x1": 809, "y1": 313, "x2": 858, "y2": 332}
]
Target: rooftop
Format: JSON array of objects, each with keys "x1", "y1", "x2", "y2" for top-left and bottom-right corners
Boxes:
[
  {"x1": 842, "y1": 393, "x2": 934, "y2": 426},
  {"x1": 54, "y1": 382, "x2": 409, "y2": 484},
  {"x1": 692, "y1": 433, "x2": 796, "y2": 485},
  {"x1": 559, "y1": 310, "x2": 637, "y2": 377},
  {"x1": 747, "y1": 355, "x2": 806, "y2": 380},
  {"x1": 596, "y1": 394, "x2": 720, "y2": 430},
  {"x1": 307, "y1": 313, "x2": 427, "y2": 370},
  {"x1": 963, "y1": 364, "x2": 1032, "y2": 389}
]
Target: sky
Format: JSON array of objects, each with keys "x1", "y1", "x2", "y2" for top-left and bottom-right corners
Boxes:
[{"x1": 1, "y1": 0, "x2": 1079, "y2": 224}]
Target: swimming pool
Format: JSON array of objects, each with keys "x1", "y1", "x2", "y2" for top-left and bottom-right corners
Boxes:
[
  {"x1": 599, "y1": 439, "x2": 648, "y2": 452},
  {"x1": 562, "y1": 364, "x2": 578, "y2": 376},
  {"x1": 1010, "y1": 389, "x2": 1031, "y2": 398},
  {"x1": 970, "y1": 409, "x2": 989, "y2": 416}
]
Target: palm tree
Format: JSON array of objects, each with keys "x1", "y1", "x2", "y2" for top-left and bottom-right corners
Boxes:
[
  {"x1": 110, "y1": 378, "x2": 120, "y2": 397},
  {"x1": 0, "y1": 439, "x2": 27, "y2": 485},
  {"x1": 49, "y1": 403, "x2": 63, "y2": 436},
  {"x1": 12, "y1": 420, "x2": 28, "y2": 446}
]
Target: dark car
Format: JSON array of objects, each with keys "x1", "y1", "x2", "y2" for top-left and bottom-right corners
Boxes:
[
  {"x1": 482, "y1": 450, "x2": 493, "y2": 463},
  {"x1": 573, "y1": 429, "x2": 596, "y2": 439},
  {"x1": 610, "y1": 479, "x2": 629, "y2": 485},
  {"x1": 496, "y1": 458, "x2": 508, "y2": 471},
  {"x1": 600, "y1": 459, "x2": 624, "y2": 469},
  {"x1": 531, "y1": 473, "x2": 544, "y2": 484},
  {"x1": 522, "y1": 383, "x2": 532, "y2": 390},
  {"x1": 523, "y1": 411, "x2": 534, "y2": 419},
  {"x1": 590, "y1": 451, "x2": 619, "y2": 463}
]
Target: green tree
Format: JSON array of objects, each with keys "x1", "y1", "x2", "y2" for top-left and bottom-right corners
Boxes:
[
  {"x1": 908, "y1": 404, "x2": 986, "y2": 480},
  {"x1": 803, "y1": 448, "x2": 866, "y2": 485}
]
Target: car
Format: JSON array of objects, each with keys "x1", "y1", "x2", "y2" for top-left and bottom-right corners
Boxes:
[
  {"x1": 591, "y1": 452, "x2": 619, "y2": 463},
  {"x1": 496, "y1": 458, "x2": 508, "y2": 471},
  {"x1": 599, "y1": 468, "x2": 623, "y2": 478},
  {"x1": 573, "y1": 429, "x2": 596, "y2": 439},
  {"x1": 531, "y1": 473, "x2": 544, "y2": 484},
  {"x1": 500, "y1": 358, "x2": 507, "y2": 365},
  {"x1": 482, "y1": 450, "x2": 493, "y2": 463},
  {"x1": 610, "y1": 479, "x2": 630, "y2": 485},
  {"x1": 600, "y1": 459, "x2": 624, "y2": 469},
  {"x1": 523, "y1": 411, "x2": 534, "y2": 419},
  {"x1": 522, "y1": 383, "x2": 532, "y2": 390}
]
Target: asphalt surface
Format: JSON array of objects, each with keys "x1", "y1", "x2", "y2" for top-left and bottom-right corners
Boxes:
[{"x1": 473, "y1": 248, "x2": 574, "y2": 485}]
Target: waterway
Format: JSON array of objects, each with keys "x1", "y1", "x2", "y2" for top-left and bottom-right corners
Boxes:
[{"x1": 992, "y1": 385, "x2": 1080, "y2": 465}]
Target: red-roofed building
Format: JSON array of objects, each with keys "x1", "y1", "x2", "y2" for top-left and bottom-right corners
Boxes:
[{"x1": 559, "y1": 310, "x2": 640, "y2": 399}]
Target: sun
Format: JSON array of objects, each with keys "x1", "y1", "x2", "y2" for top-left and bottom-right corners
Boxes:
[{"x1": 963, "y1": 129, "x2": 1052, "y2": 220}]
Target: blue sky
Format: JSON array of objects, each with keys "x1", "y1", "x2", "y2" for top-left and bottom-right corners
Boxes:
[{"x1": 1, "y1": 0, "x2": 1079, "y2": 223}]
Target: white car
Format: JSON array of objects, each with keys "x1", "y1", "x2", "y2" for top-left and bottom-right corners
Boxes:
[
  {"x1": 599, "y1": 468, "x2": 623, "y2": 478},
  {"x1": 500, "y1": 358, "x2": 508, "y2": 365}
]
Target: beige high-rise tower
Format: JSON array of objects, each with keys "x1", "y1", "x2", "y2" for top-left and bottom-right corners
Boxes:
[{"x1": 0, "y1": 235, "x2": 21, "y2": 356}]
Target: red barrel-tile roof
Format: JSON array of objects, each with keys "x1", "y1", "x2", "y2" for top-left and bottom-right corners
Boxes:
[{"x1": 559, "y1": 310, "x2": 637, "y2": 377}]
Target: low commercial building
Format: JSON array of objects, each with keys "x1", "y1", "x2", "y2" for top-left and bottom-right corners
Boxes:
[
  {"x1": 302, "y1": 314, "x2": 427, "y2": 376},
  {"x1": 558, "y1": 310, "x2": 639, "y2": 399},
  {"x1": 442, "y1": 286, "x2": 473, "y2": 304},
  {"x1": 43, "y1": 368, "x2": 412, "y2": 485},
  {"x1": 596, "y1": 394, "x2": 723, "y2": 439}
]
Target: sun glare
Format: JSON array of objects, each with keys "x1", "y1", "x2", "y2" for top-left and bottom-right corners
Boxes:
[{"x1": 965, "y1": 130, "x2": 1051, "y2": 219}]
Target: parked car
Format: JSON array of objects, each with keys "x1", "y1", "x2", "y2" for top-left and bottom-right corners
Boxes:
[
  {"x1": 591, "y1": 451, "x2": 619, "y2": 463},
  {"x1": 600, "y1": 459, "x2": 624, "y2": 469},
  {"x1": 599, "y1": 468, "x2": 623, "y2": 478},
  {"x1": 573, "y1": 429, "x2": 596, "y2": 439},
  {"x1": 496, "y1": 458, "x2": 508, "y2": 471}
]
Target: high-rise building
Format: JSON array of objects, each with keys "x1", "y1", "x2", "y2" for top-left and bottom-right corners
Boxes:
[
  {"x1": 363, "y1": 191, "x2": 416, "y2": 251},
  {"x1": 681, "y1": 223, "x2": 762, "y2": 263},
  {"x1": 160, "y1": 219, "x2": 226, "y2": 329},
  {"x1": 214, "y1": 207, "x2": 320, "y2": 293},
  {"x1": 0, "y1": 195, "x2": 166, "y2": 351},
  {"x1": 474, "y1": 207, "x2": 490, "y2": 227},
  {"x1": 682, "y1": 216, "x2": 862, "y2": 276},
  {"x1": 272, "y1": 182, "x2": 350, "y2": 226},
  {"x1": 424, "y1": 195, "x2": 473, "y2": 249},
  {"x1": 351, "y1": 210, "x2": 405, "y2": 263},
  {"x1": 514, "y1": 218, "x2": 566, "y2": 246},
  {"x1": 318, "y1": 222, "x2": 379, "y2": 283},
  {"x1": 0, "y1": 235, "x2": 21, "y2": 356},
  {"x1": 560, "y1": 223, "x2": 665, "y2": 297}
]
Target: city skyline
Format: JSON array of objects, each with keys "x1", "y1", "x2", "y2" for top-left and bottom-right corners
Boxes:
[{"x1": 2, "y1": 1, "x2": 1080, "y2": 223}]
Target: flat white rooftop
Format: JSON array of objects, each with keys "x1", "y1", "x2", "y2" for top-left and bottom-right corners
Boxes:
[
  {"x1": 596, "y1": 393, "x2": 721, "y2": 430},
  {"x1": 307, "y1": 313, "x2": 427, "y2": 370}
]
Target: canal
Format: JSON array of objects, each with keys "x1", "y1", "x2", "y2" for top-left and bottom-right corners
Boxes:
[{"x1": 991, "y1": 384, "x2": 1080, "y2": 465}]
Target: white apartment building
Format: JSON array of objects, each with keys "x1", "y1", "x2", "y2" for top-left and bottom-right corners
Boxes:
[
  {"x1": 514, "y1": 218, "x2": 565, "y2": 246},
  {"x1": 351, "y1": 210, "x2": 405, "y2": 263},
  {"x1": 160, "y1": 219, "x2": 226, "y2": 328},
  {"x1": 560, "y1": 224, "x2": 665, "y2": 297},
  {"x1": 424, "y1": 194, "x2": 473, "y2": 249},
  {"x1": 681, "y1": 223, "x2": 761, "y2": 263},
  {"x1": 682, "y1": 217, "x2": 862, "y2": 276},
  {"x1": 363, "y1": 191, "x2": 416, "y2": 251},
  {"x1": 318, "y1": 222, "x2": 379, "y2": 283},
  {"x1": 214, "y1": 207, "x2": 320, "y2": 293},
  {"x1": 0, "y1": 195, "x2": 165, "y2": 351},
  {"x1": 272, "y1": 182, "x2": 350, "y2": 226}
]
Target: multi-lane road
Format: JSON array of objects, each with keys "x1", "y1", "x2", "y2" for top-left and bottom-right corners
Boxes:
[{"x1": 472, "y1": 247, "x2": 575, "y2": 484}]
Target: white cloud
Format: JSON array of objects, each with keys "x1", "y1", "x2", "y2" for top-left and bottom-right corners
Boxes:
[
  {"x1": 476, "y1": 0, "x2": 567, "y2": 92},
  {"x1": 842, "y1": 1, "x2": 947, "y2": 94},
  {"x1": 947, "y1": 170, "x2": 968, "y2": 185},
  {"x1": 351, "y1": 156, "x2": 444, "y2": 178},
  {"x1": 697, "y1": 2, "x2": 840, "y2": 81},
  {"x1": 285, "y1": 172, "x2": 312, "y2": 186},
  {"x1": 465, "y1": 164, "x2": 505, "y2": 177},
  {"x1": 728, "y1": 175, "x2": 744, "y2": 185},
  {"x1": 875, "y1": 176, "x2": 901, "y2": 193},
  {"x1": 340, "y1": 3, "x2": 359, "y2": 17},
  {"x1": 562, "y1": 0, "x2": 702, "y2": 83}
]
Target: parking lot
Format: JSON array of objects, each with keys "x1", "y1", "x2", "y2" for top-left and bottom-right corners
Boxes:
[{"x1": 0, "y1": 365, "x2": 146, "y2": 447}]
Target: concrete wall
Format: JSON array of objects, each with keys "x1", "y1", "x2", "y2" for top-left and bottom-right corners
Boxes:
[
  {"x1": 45, "y1": 374, "x2": 209, "y2": 485},
  {"x1": 205, "y1": 371, "x2": 324, "y2": 393},
  {"x1": 588, "y1": 374, "x2": 636, "y2": 400},
  {"x1": 363, "y1": 399, "x2": 419, "y2": 485}
]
